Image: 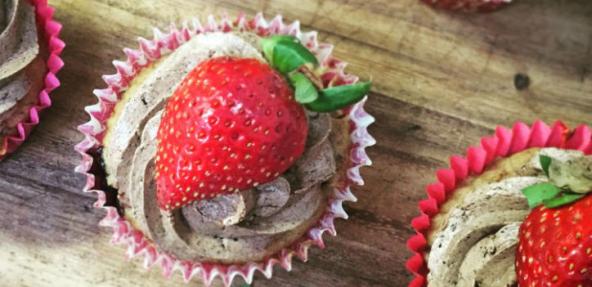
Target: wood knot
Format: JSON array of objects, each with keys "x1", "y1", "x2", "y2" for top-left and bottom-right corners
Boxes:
[{"x1": 514, "y1": 73, "x2": 530, "y2": 91}]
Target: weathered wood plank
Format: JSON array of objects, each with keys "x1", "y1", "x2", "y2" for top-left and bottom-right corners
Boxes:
[{"x1": 199, "y1": 0, "x2": 592, "y2": 128}]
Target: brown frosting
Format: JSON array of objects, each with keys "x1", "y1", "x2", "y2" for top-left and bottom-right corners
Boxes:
[
  {"x1": 124, "y1": 111, "x2": 337, "y2": 263},
  {"x1": 0, "y1": 0, "x2": 44, "y2": 149},
  {"x1": 0, "y1": 0, "x2": 38, "y2": 82},
  {"x1": 103, "y1": 32, "x2": 349, "y2": 263}
]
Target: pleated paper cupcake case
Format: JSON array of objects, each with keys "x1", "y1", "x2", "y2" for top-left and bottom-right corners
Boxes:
[
  {"x1": 0, "y1": 0, "x2": 65, "y2": 160},
  {"x1": 406, "y1": 120, "x2": 592, "y2": 287},
  {"x1": 75, "y1": 13, "x2": 375, "y2": 287}
]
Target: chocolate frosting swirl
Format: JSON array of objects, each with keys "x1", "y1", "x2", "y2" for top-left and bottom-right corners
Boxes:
[
  {"x1": 103, "y1": 32, "x2": 344, "y2": 263},
  {"x1": 0, "y1": 0, "x2": 41, "y2": 138},
  {"x1": 0, "y1": 0, "x2": 38, "y2": 98}
]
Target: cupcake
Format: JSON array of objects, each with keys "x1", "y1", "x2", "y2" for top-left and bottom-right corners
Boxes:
[
  {"x1": 0, "y1": 0, "x2": 63, "y2": 159},
  {"x1": 407, "y1": 121, "x2": 592, "y2": 287},
  {"x1": 76, "y1": 13, "x2": 374, "y2": 286},
  {"x1": 421, "y1": 0, "x2": 511, "y2": 12}
]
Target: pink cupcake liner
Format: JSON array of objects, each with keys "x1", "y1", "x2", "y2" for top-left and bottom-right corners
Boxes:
[
  {"x1": 74, "y1": 13, "x2": 375, "y2": 286},
  {"x1": 421, "y1": 0, "x2": 511, "y2": 12},
  {"x1": 405, "y1": 120, "x2": 592, "y2": 287},
  {"x1": 0, "y1": 0, "x2": 65, "y2": 160}
]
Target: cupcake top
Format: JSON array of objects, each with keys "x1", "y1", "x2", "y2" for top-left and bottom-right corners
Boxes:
[
  {"x1": 426, "y1": 147, "x2": 587, "y2": 286},
  {"x1": 0, "y1": 0, "x2": 45, "y2": 153},
  {"x1": 101, "y1": 30, "x2": 369, "y2": 262}
]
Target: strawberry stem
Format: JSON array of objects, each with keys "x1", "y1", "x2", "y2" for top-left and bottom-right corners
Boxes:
[
  {"x1": 260, "y1": 35, "x2": 371, "y2": 112},
  {"x1": 522, "y1": 155, "x2": 592, "y2": 209}
]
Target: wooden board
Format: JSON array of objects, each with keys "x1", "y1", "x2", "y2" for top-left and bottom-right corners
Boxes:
[{"x1": 0, "y1": 0, "x2": 590, "y2": 286}]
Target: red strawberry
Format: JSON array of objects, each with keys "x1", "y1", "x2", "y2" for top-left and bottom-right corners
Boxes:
[
  {"x1": 421, "y1": 0, "x2": 508, "y2": 12},
  {"x1": 155, "y1": 57, "x2": 308, "y2": 211},
  {"x1": 516, "y1": 195, "x2": 592, "y2": 286}
]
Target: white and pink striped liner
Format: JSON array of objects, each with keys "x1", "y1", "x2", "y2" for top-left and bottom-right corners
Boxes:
[
  {"x1": 0, "y1": 0, "x2": 65, "y2": 160},
  {"x1": 74, "y1": 13, "x2": 375, "y2": 286}
]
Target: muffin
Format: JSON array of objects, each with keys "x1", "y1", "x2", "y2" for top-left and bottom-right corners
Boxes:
[
  {"x1": 76, "y1": 13, "x2": 374, "y2": 286},
  {"x1": 407, "y1": 121, "x2": 592, "y2": 287},
  {"x1": 421, "y1": 0, "x2": 511, "y2": 12},
  {"x1": 0, "y1": 0, "x2": 63, "y2": 159}
]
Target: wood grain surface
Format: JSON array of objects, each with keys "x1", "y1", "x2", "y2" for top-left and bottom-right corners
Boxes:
[{"x1": 0, "y1": 0, "x2": 591, "y2": 286}]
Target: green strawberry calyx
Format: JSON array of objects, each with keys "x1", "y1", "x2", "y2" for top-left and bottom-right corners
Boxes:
[
  {"x1": 522, "y1": 154, "x2": 592, "y2": 209},
  {"x1": 260, "y1": 35, "x2": 371, "y2": 112}
]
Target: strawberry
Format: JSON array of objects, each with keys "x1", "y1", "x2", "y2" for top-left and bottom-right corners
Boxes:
[
  {"x1": 155, "y1": 57, "x2": 308, "y2": 210},
  {"x1": 154, "y1": 35, "x2": 371, "y2": 211},
  {"x1": 421, "y1": 0, "x2": 508, "y2": 12},
  {"x1": 517, "y1": 195, "x2": 592, "y2": 286}
]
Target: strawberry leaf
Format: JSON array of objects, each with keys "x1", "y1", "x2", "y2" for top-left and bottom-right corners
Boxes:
[
  {"x1": 289, "y1": 72, "x2": 318, "y2": 104},
  {"x1": 260, "y1": 35, "x2": 318, "y2": 74},
  {"x1": 306, "y1": 81, "x2": 371, "y2": 112},
  {"x1": 261, "y1": 35, "x2": 371, "y2": 112},
  {"x1": 521, "y1": 182, "x2": 562, "y2": 208},
  {"x1": 540, "y1": 155, "x2": 552, "y2": 177},
  {"x1": 543, "y1": 192, "x2": 585, "y2": 208},
  {"x1": 260, "y1": 35, "x2": 295, "y2": 64}
]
